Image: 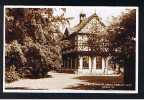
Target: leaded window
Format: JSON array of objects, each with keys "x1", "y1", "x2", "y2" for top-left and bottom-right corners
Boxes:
[
  {"x1": 83, "y1": 56, "x2": 89, "y2": 69},
  {"x1": 96, "y1": 56, "x2": 102, "y2": 69}
]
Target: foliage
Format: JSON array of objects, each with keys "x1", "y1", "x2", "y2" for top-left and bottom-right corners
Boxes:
[
  {"x1": 5, "y1": 8, "x2": 70, "y2": 81},
  {"x1": 5, "y1": 65, "x2": 21, "y2": 82},
  {"x1": 106, "y1": 9, "x2": 136, "y2": 84}
]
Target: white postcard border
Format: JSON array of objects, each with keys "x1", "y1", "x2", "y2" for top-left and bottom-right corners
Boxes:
[{"x1": 3, "y1": 6, "x2": 139, "y2": 94}]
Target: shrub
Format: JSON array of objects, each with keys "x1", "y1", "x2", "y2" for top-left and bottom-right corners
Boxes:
[{"x1": 5, "y1": 65, "x2": 21, "y2": 82}]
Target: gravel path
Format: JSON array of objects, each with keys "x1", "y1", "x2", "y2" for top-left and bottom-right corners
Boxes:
[{"x1": 5, "y1": 72, "x2": 85, "y2": 90}]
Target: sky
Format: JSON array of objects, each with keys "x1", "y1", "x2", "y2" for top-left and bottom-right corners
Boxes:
[{"x1": 53, "y1": 7, "x2": 135, "y2": 27}]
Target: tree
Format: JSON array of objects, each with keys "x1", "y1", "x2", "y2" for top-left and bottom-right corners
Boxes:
[
  {"x1": 5, "y1": 8, "x2": 70, "y2": 81},
  {"x1": 107, "y1": 9, "x2": 136, "y2": 86}
]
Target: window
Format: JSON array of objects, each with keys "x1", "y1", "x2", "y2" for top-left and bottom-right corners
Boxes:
[
  {"x1": 96, "y1": 56, "x2": 102, "y2": 69},
  {"x1": 83, "y1": 56, "x2": 89, "y2": 69},
  {"x1": 78, "y1": 35, "x2": 89, "y2": 51}
]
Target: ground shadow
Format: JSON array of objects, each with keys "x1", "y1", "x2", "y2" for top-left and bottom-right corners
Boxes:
[{"x1": 65, "y1": 75, "x2": 134, "y2": 90}]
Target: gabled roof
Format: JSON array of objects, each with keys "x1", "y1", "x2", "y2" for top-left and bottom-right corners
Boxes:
[{"x1": 71, "y1": 13, "x2": 106, "y2": 34}]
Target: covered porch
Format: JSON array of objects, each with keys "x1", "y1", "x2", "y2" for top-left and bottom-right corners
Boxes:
[
  {"x1": 77, "y1": 56, "x2": 114, "y2": 75},
  {"x1": 62, "y1": 54, "x2": 118, "y2": 75}
]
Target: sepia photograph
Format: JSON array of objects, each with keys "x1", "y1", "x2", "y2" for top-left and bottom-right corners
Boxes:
[{"x1": 3, "y1": 6, "x2": 138, "y2": 93}]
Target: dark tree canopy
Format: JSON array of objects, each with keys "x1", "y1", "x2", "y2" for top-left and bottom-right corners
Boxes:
[
  {"x1": 106, "y1": 9, "x2": 136, "y2": 85},
  {"x1": 5, "y1": 8, "x2": 70, "y2": 81}
]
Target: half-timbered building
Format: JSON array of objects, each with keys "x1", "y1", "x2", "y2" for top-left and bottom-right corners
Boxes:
[{"x1": 62, "y1": 12, "x2": 119, "y2": 75}]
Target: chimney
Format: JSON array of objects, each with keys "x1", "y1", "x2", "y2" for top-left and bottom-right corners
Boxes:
[{"x1": 80, "y1": 13, "x2": 86, "y2": 23}]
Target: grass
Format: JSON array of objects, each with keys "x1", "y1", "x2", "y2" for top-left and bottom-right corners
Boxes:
[
  {"x1": 65, "y1": 75, "x2": 134, "y2": 90},
  {"x1": 74, "y1": 75, "x2": 124, "y2": 84}
]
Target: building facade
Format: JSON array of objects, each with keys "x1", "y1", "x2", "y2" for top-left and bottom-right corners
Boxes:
[{"x1": 62, "y1": 12, "x2": 119, "y2": 75}]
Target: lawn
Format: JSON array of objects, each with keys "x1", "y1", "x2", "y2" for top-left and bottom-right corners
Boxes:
[
  {"x1": 75, "y1": 75, "x2": 124, "y2": 84},
  {"x1": 65, "y1": 75, "x2": 134, "y2": 90}
]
